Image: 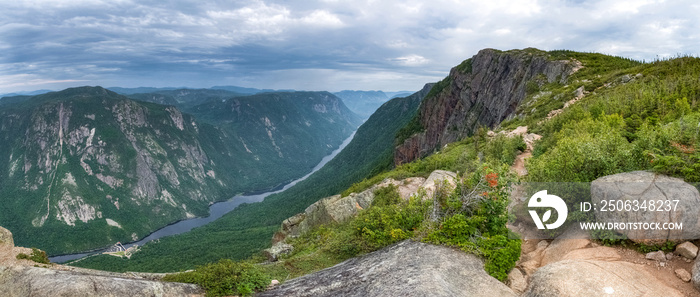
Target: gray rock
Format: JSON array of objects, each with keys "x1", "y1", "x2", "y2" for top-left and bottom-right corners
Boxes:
[
  {"x1": 676, "y1": 241, "x2": 698, "y2": 259},
  {"x1": 692, "y1": 255, "x2": 700, "y2": 290},
  {"x1": 420, "y1": 170, "x2": 457, "y2": 199},
  {"x1": 645, "y1": 251, "x2": 666, "y2": 262},
  {"x1": 263, "y1": 242, "x2": 294, "y2": 262},
  {"x1": 0, "y1": 226, "x2": 13, "y2": 248},
  {"x1": 0, "y1": 265, "x2": 203, "y2": 297},
  {"x1": 524, "y1": 260, "x2": 684, "y2": 297},
  {"x1": 258, "y1": 240, "x2": 516, "y2": 297},
  {"x1": 620, "y1": 74, "x2": 632, "y2": 83},
  {"x1": 591, "y1": 171, "x2": 700, "y2": 244}
]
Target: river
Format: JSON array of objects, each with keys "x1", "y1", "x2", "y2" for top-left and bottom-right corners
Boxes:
[{"x1": 50, "y1": 131, "x2": 356, "y2": 263}]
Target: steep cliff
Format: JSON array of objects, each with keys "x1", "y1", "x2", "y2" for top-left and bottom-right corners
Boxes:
[
  {"x1": 395, "y1": 48, "x2": 581, "y2": 165},
  {"x1": 0, "y1": 87, "x2": 360, "y2": 254}
]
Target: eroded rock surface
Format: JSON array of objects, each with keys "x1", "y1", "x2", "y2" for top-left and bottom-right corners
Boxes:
[
  {"x1": 259, "y1": 240, "x2": 516, "y2": 297},
  {"x1": 0, "y1": 265, "x2": 203, "y2": 297}
]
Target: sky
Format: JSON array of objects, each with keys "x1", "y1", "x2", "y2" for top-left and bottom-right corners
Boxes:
[{"x1": 1, "y1": 0, "x2": 698, "y2": 94}]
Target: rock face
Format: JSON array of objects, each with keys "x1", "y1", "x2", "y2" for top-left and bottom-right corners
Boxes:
[
  {"x1": 525, "y1": 259, "x2": 684, "y2": 297},
  {"x1": 0, "y1": 265, "x2": 203, "y2": 297},
  {"x1": 258, "y1": 240, "x2": 516, "y2": 297},
  {"x1": 591, "y1": 171, "x2": 700, "y2": 244},
  {"x1": 395, "y1": 48, "x2": 580, "y2": 165}
]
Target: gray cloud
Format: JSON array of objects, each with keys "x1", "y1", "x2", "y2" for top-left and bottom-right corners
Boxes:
[{"x1": 1, "y1": 0, "x2": 698, "y2": 93}]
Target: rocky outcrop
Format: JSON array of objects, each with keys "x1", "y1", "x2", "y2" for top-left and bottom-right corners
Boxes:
[
  {"x1": 0, "y1": 265, "x2": 204, "y2": 297},
  {"x1": 258, "y1": 240, "x2": 517, "y2": 297},
  {"x1": 591, "y1": 171, "x2": 700, "y2": 244},
  {"x1": 272, "y1": 171, "x2": 457, "y2": 245},
  {"x1": 0, "y1": 226, "x2": 202, "y2": 297},
  {"x1": 524, "y1": 259, "x2": 685, "y2": 297},
  {"x1": 395, "y1": 48, "x2": 580, "y2": 165}
]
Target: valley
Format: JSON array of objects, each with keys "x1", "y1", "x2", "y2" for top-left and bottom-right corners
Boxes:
[{"x1": 0, "y1": 87, "x2": 361, "y2": 255}]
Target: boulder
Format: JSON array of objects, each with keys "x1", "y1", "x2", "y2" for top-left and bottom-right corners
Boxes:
[
  {"x1": 692, "y1": 256, "x2": 700, "y2": 290},
  {"x1": 0, "y1": 226, "x2": 13, "y2": 248},
  {"x1": 258, "y1": 240, "x2": 517, "y2": 297},
  {"x1": 676, "y1": 268, "x2": 692, "y2": 282},
  {"x1": 0, "y1": 265, "x2": 203, "y2": 297},
  {"x1": 263, "y1": 242, "x2": 294, "y2": 262},
  {"x1": 419, "y1": 170, "x2": 457, "y2": 199},
  {"x1": 591, "y1": 171, "x2": 700, "y2": 244},
  {"x1": 676, "y1": 241, "x2": 698, "y2": 260},
  {"x1": 524, "y1": 260, "x2": 684, "y2": 297},
  {"x1": 645, "y1": 251, "x2": 667, "y2": 262}
]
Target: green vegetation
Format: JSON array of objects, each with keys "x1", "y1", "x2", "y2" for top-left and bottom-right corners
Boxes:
[
  {"x1": 163, "y1": 260, "x2": 270, "y2": 297},
  {"x1": 16, "y1": 248, "x2": 50, "y2": 264},
  {"x1": 528, "y1": 56, "x2": 700, "y2": 183}
]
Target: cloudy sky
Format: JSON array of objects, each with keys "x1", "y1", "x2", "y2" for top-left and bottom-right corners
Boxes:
[{"x1": 1, "y1": 0, "x2": 698, "y2": 94}]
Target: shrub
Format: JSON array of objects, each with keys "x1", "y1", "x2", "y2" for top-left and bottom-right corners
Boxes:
[
  {"x1": 423, "y1": 164, "x2": 520, "y2": 281},
  {"x1": 163, "y1": 260, "x2": 270, "y2": 297},
  {"x1": 353, "y1": 185, "x2": 431, "y2": 251},
  {"x1": 16, "y1": 248, "x2": 50, "y2": 264}
]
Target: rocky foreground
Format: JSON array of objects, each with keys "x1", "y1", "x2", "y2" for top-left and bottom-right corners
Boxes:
[
  {"x1": 0, "y1": 227, "x2": 203, "y2": 297},
  {"x1": 259, "y1": 169, "x2": 700, "y2": 296}
]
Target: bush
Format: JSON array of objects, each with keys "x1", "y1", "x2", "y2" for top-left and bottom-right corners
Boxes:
[
  {"x1": 162, "y1": 260, "x2": 270, "y2": 297},
  {"x1": 527, "y1": 116, "x2": 637, "y2": 182},
  {"x1": 16, "y1": 248, "x2": 50, "y2": 264},
  {"x1": 423, "y1": 165, "x2": 520, "y2": 281},
  {"x1": 352, "y1": 185, "x2": 431, "y2": 251}
]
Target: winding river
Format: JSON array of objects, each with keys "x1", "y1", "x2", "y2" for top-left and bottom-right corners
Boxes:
[{"x1": 50, "y1": 131, "x2": 356, "y2": 263}]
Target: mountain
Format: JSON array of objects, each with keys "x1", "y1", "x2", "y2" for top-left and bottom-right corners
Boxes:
[
  {"x1": 210, "y1": 85, "x2": 295, "y2": 94},
  {"x1": 0, "y1": 86, "x2": 361, "y2": 255},
  {"x1": 385, "y1": 91, "x2": 414, "y2": 99},
  {"x1": 0, "y1": 89, "x2": 53, "y2": 98},
  {"x1": 333, "y1": 90, "x2": 391, "y2": 119},
  {"x1": 69, "y1": 84, "x2": 431, "y2": 272},
  {"x1": 107, "y1": 87, "x2": 180, "y2": 95},
  {"x1": 394, "y1": 48, "x2": 582, "y2": 165},
  {"x1": 122, "y1": 88, "x2": 245, "y2": 109}
]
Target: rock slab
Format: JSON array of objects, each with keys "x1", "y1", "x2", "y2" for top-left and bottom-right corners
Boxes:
[
  {"x1": 524, "y1": 259, "x2": 684, "y2": 297},
  {"x1": 0, "y1": 265, "x2": 203, "y2": 297},
  {"x1": 591, "y1": 171, "x2": 700, "y2": 244},
  {"x1": 258, "y1": 240, "x2": 516, "y2": 297}
]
